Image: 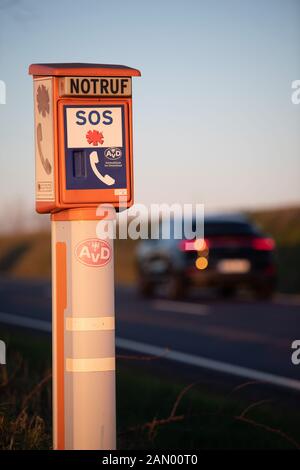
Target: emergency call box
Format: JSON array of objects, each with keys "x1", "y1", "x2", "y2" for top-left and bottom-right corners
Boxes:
[{"x1": 29, "y1": 63, "x2": 141, "y2": 213}]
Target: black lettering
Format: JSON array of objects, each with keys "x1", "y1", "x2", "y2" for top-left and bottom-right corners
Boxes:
[
  {"x1": 110, "y1": 78, "x2": 119, "y2": 94},
  {"x1": 70, "y1": 78, "x2": 79, "y2": 94},
  {"x1": 120, "y1": 79, "x2": 128, "y2": 94},
  {"x1": 100, "y1": 79, "x2": 109, "y2": 94},
  {"x1": 90, "y1": 78, "x2": 98, "y2": 94},
  {"x1": 81, "y1": 79, "x2": 90, "y2": 94}
]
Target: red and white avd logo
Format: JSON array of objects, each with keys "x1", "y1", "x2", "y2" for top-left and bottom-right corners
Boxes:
[{"x1": 75, "y1": 238, "x2": 111, "y2": 267}]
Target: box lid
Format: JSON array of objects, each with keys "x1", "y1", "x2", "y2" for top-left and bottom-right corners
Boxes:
[{"x1": 29, "y1": 63, "x2": 141, "y2": 77}]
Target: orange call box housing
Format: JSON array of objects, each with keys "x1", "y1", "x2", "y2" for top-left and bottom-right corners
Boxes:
[{"x1": 29, "y1": 63, "x2": 141, "y2": 213}]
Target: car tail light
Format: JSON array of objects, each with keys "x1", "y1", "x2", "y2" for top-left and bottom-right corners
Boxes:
[
  {"x1": 179, "y1": 238, "x2": 209, "y2": 251},
  {"x1": 179, "y1": 240, "x2": 190, "y2": 251},
  {"x1": 252, "y1": 237, "x2": 275, "y2": 251}
]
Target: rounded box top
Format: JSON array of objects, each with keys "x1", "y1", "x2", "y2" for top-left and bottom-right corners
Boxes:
[{"x1": 29, "y1": 63, "x2": 141, "y2": 77}]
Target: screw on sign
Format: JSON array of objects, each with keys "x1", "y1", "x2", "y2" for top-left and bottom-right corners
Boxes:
[{"x1": 75, "y1": 238, "x2": 111, "y2": 267}]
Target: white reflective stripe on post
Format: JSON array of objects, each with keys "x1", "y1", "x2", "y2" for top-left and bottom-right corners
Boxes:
[
  {"x1": 66, "y1": 357, "x2": 115, "y2": 372},
  {"x1": 66, "y1": 316, "x2": 115, "y2": 331}
]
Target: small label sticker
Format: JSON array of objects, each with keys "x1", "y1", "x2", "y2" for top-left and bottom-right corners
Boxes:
[
  {"x1": 114, "y1": 189, "x2": 127, "y2": 196},
  {"x1": 75, "y1": 238, "x2": 112, "y2": 267}
]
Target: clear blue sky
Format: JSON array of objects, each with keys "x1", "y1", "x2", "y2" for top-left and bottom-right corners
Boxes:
[{"x1": 0, "y1": 0, "x2": 299, "y2": 217}]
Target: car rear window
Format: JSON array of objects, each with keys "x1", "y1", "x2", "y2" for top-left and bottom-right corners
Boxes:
[
  {"x1": 152, "y1": 219, "x2": 260, "y2": 240},
  {"x1": 204, "y1": 222, "x2": 259, "y2": 237}
]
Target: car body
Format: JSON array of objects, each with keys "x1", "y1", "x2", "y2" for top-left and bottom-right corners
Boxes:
[{"x1": 136, "y1": 214, "x2": 276, "y2": 300}]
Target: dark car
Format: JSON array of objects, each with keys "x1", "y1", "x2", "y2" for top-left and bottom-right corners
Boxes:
[{"x1": 136, "y1": 215, "x2": 276, "y2": 300}]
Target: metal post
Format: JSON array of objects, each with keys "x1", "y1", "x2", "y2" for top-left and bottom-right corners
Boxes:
[{"x1": 51, "y1": 207, "x2": 116, "y2": 450}]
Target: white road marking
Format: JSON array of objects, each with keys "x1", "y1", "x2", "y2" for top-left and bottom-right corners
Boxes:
[
  {"x1": 1, "y1": 311, "x2": 300, "y2": 392},
  {"x1": 153, "y1": 300, "x2": 209, "y2": 316},
  {"x1": 0, "y1": 311, "x2": 51, "y2": 332},
  {"x1": 116, "y1": 338, "x2": 300, "y2": 392}
]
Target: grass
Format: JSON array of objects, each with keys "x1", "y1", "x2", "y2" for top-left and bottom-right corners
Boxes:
[
  {"x1": 0, "y1": 231, "x2": 51, "y2": 279},
  {"x1": 249, "y1": 206, "x2": 300, "y2": 246},
  {"x1": 1, "y1": 206, "x2": 300, "y2": 293},
  {"x1": 1, "y1": 326, "x2": 300, "y2": 450},
  {"x1": 0, "y1": 329, "x2": 51, "y2": 450},
  {"x1": 0, "y1": 231, "x2": 136, "y2": 285}
]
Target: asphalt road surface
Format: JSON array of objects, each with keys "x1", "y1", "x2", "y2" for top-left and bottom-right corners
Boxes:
[{"x1": 0, "y1": 278, "x2": 300, "y2": 391}]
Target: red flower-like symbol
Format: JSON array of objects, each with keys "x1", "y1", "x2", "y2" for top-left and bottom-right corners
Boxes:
[
  {"x1": 36, "y1": 85, "x2": 50, "y2": 117},
  {"x1": 86, "y1": 130, "x2": 104, "y2": 146}
]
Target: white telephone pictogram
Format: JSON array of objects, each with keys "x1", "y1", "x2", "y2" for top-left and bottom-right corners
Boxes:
[{"x1": 89, "y1": 151, "x2": 115, "y2": 186}]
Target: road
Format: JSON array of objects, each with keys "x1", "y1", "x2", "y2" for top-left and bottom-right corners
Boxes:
[{"x1": 0, "y1": 278, "x2": 300, "y2": 390}]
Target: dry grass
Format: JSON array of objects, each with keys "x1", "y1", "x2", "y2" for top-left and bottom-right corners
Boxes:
[
  {"x1": 1, "y1": 328, "x2": 300, "y2": 450},
  {"x1": 0, "y1": 338, "x2": 52, "y2": 450}
]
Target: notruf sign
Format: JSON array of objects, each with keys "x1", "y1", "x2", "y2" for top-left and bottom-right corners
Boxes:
[
  {"x1": 29, "y1": 63, "x2": 141, "y2": 213},
  {"x1": 62, "y1": 77, "x2": 132, "y2": 96}
]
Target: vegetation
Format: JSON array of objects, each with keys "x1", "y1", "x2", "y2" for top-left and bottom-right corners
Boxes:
[
  {"x1": 0, "y1": 206, "x2": 299, "y2": 292},
  {"x1": 1, "y1": 326, "x2": 300, "y2": 450}
]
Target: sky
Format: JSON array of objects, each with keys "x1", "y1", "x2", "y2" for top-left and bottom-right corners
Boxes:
[{"x1": 0, "y1": 0, "x2": 299, "y2": 226}]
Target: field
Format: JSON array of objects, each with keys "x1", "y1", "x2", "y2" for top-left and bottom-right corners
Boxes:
[
  {"x1": 1, "y1": 207, "x2": 300, "y2": 449},
  {"x1": 1, "y1": 325, "x2": 300, "y2": 450},
  {"x1": 0, "y1": 206, "x2": 299, "y2": 293}
]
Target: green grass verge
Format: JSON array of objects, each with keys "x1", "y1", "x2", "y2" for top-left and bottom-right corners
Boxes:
[{"x1": 1, "y1": 327, "x2": 300, "y2": 450}]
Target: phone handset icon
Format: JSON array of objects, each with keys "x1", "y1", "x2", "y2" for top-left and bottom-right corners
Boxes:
[
  {"x1": 36, "y1": 123, "x2": 52, "y2": 175},
  {"x1": 89, "y1": 151, "x2": 115, "y2": 186}
]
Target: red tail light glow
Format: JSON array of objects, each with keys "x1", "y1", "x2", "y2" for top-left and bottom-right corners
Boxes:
[
  {"x1": 252, "y1": 237, "x2": 275, "y2": 251},
  {"x1": 179, "y1": 237, "x2": 275, "y2": 251},
  {"x1": 179, "y1": 238, "x2": 209, "y2": 251}
]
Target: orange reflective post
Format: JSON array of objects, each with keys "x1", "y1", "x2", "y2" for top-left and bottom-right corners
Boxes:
[{"x1": 29, "y1": 63, "x2": 141, "y2": 450}]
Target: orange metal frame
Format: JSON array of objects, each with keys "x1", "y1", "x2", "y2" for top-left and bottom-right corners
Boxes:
[{"x1": 34, "y1": 69, "x2": 139, "y2": 214}]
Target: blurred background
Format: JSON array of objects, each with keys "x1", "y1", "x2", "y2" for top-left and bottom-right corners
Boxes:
[{"x1": 0, "y1": 0, "x2": 300, "y2": 450}]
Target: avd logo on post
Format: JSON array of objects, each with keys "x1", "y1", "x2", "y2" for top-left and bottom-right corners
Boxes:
[{"x1": 75, "y1": 238, "x2": 112, "y2": 267}]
